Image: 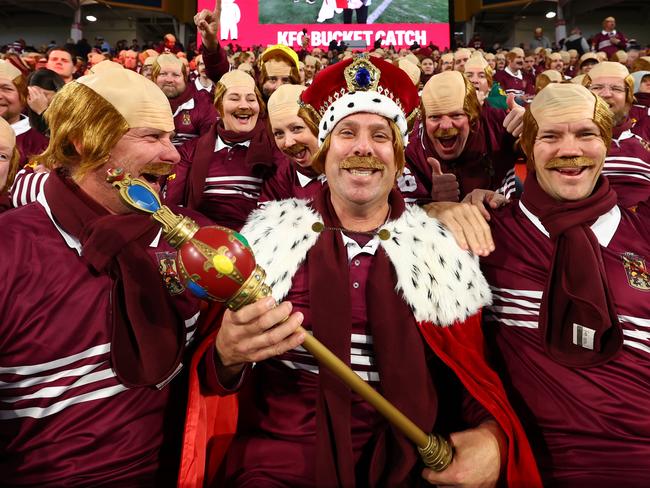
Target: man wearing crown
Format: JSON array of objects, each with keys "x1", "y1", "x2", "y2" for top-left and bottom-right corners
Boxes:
[{"x1": 185, "y1": 54, "x2": 541, "y2": 487}]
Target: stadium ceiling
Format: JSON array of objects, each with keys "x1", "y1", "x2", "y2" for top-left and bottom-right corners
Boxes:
[
  {"x1": 475, "y1": 0, "x2": 650, "y2": 21},
  {"x1": 0, "y1": 0, "x2": 177, "y2": 21}
]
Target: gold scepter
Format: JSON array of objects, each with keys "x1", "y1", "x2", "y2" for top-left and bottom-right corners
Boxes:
[{"x1": 109, "y1": 169, "x2": 454, "y2": 471}]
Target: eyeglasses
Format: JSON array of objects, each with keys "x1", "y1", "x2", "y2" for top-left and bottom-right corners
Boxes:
[{"x1": 589, "y1": 84, "x2": 626, "y2": 94}]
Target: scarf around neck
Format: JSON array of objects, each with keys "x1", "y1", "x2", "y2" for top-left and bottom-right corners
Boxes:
[
  {"x1": 309, "y1": 187, "x2": 437, "y2": 487},
  {"x1": 521, "y1": 173, "x2": 622, "y2": 367},
  {"x1": 187, "y1": 118, "x2": 275, "y2": 210},
  {"x1": 44, "y1": 169, "x2": 185, "y2": 387}
]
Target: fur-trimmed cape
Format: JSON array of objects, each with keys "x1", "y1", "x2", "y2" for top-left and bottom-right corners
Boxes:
[
  {"x1": 241, "y1": 198, "x2": 492, "y2": 326},
  {"x1": 179, "y1": 199, "x2": 542, "y2": 488}
]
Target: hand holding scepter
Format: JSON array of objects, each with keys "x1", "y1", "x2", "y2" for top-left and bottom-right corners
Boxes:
[{"x1": 107, "y1": 169, "x2": 454, "y2": 471}]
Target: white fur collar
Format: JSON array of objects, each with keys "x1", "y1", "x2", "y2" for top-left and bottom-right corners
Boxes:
[{"x1": 241, "y1": 199, "x2": 491, "y2": 326}]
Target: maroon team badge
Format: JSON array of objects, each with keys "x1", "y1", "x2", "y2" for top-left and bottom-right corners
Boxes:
[
  {"x1": 182, "y1": 111, "x2": 191, "y2": 125},
  {"x1": 156, "y1": 251, "x2": 185, "y2": 295},
  {"x1": 621, "y1": 252, "x2": 650, "y2": 291}
]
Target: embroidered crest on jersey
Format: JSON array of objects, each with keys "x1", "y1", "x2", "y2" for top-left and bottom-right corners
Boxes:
[
  {"x1": 156, "y1": 251, "x2": 185, "y2": 295},
  {"x1": 182, "y1": 111, "x2": 191, "y2": 125},
  {"x1": 621, "y1": 252, "x2": 650, "y2": 291}
]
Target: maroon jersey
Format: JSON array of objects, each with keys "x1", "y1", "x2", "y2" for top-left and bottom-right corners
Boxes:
[
  {"x1": 592, "y1": 30, "x2": 627, "y2": 58},
  {"x1": 171, "y1": 85, "x2": 217, "y2": 148},
  {"x1": 12, "y1": 116, "x2": 48, "y2": 166},
  {"x1": 604, "y1": 124, "x2": 650, "y2": 209},
  {"x1": 259, "y1": 163, "x2": 326, "y2": 203},
  {"x1": 9, "y1": 166, "x2": 49, "y2": 207},
  {"x1": 630, "y1": 103, "x2": 650, "y2": 141},
  {"x1": 165, "y1": 130, "x2": 290, "y2": 231},
  {"x1": 481, "y1": 199, "x2": 650, "y2": 486},
  {"x1": 404, "y1": 108, "x2": 519, "y2": 204},
  {"x1": 193, "y1": 76, "x2": 215, "y2": 99},
  {"x1": 0, "y1": 193, "x2": 212, "y2": 486},
  {"x1": 634, "y1": 93, "x2": 650, "y2": 109},
  {"x1": 224, "y1": 203, "x2": 492, "y2": 485},
  {"x1": 493, "y1": 68, "x2": 535, "y2": 97}
]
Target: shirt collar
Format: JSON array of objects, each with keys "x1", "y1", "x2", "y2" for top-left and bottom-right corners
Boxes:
[
  {"x1": 215, "y1": 135, "x2": 251, "y2": 152},
  {"x1": 194, "y1": 76, "x2": 213, "y2": 92},
  {"x1": 341, "y1": 232, "x2": 380, "y2": 261},
  {"x1": 519, "y1": 200, "x2": 621, "y2": 247},
  {"x1": 505, "y1": 66, "x2": 522, "y2": 79},
  {"x1": 11, "y1": 115, "x2": 30, "y2": 136},
  {"x1": 38, "y1": 190, "x2": 163, "y2": 256},
  {"x1": 602, "y1": 29, "x2": 617, "y2": 35},
  {"x1": 172, "y1": 98, "x2": 195, "y2": 118}
]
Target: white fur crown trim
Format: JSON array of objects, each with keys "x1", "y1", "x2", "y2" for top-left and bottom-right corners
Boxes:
[{"x1": 318, "y1": 91, "x2": 409, "y2": 146}]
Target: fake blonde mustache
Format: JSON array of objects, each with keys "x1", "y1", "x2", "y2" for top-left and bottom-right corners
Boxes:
[
  {"x1": 339, "y1": 156, "x2": 385, "y2": 171},
  {"x1": 284, "y1": 143, "x2": 308, "y2": 156},
  {"x1": 544, "y1": 156, "x2": 596, "y2": 169},
  {"x1": 140, "y1": 162, "x2": 175, "y2": 176},
  {"x1": 433, "y1": 128, "x2": 460, "y2": 138}
]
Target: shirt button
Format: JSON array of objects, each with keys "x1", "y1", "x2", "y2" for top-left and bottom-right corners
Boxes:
[
  {"x1": 352, "y1": 282, "x2": 360, "y2": 289},
  {"x1": 353, "y1": 259, "x2": 360, "y2": 266}
]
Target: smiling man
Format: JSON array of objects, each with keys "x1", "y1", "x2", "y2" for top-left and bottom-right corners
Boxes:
[
  {"x1": 583, "y1": 61, "x2": 650, "y2": 208},
  {"x1": 152, "y1": 54, "x2": 216, "y2": 148},
  {"x1": 0, "y1": 60, "x2": 48, "y2": 165},
  {"x1": 493, "y1": 47, "x2": 535, "y2": 99},
  {"x1": 431, "y1": 83, "x2": 650, "y2": 486},
  {"x1": 403, "y1": 70, "x2": 524, "y2": 205},
  {"x1": 0, "y1": 63, "x2": 222, "y2": 486},
  {"x1": 199, "y1": 53, "x2": 539, "y2": 487}
]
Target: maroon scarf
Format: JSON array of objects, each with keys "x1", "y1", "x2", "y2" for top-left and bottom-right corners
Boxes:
[
  {"x1": 309, "y1": 187, "x2": 437, "y2": 487},
  {"x1": 521, "y1": 173, "x2": 622, "y2": 367},
  {"x1": 186, "y1": 118, "x2": 275, "y2": 210},
  {"x1": 44, "y1": 169, "x2": 185, "y2": 387}
]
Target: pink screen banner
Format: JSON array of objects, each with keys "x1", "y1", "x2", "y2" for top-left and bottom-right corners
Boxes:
[{"x1": 198, "y1": 0, "x2": 451, "y2": 50}]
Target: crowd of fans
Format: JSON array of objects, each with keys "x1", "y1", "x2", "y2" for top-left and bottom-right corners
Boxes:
[{"x1": 0, "y1": 6, "x2": 649, "y2": 487}]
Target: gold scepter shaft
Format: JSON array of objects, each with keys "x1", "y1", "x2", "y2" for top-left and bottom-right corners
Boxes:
[
  {"x1": 235, "y1": 274, "x2": 453, "y2": 471},
  {"x1": 299, "y1": 329, "x2": 453, "y2": 471},
  {"x1": 108, "y1": 170, "x2": 453, "y2": 472}
]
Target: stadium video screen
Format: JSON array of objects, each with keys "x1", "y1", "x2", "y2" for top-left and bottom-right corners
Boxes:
[{"x1": 199, "y1": 0, "x2": 452, "y2": 50}]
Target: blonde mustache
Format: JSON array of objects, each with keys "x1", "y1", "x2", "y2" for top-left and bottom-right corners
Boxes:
[
  {"x1": 433, "y1": 128, "x2": 460, "y2": 138},
  {"x1": 545, "y1": 156, "x2": 596, "y2": 169},
  {"x1": 339, "y1": 156, "x2": 385, "y2": 171},
  {"x1": 140, "y1": 162, "x2": 175, "y2": 176},
  {"x1": 284, "y1": 143, "x2": 308, "y2": 157}
]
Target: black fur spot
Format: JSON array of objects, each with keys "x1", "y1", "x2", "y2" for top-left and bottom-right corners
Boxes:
[
  {"x1": 330, "y1": 115, "x2": 334, "y2": 122},
  {"x1": 323, "y1": 121, "x2": 328, "y2": 131},
  {"x1": 347, "y1": 102, "x2": 355, "y2": 108},
  {"x1": 373, "y1": 98, "x2": 381, "y2": 103}
]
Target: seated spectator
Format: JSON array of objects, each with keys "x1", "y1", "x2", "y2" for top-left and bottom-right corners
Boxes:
[{"x1": 0, "y1": 116, "x2": 19, "y2": 212}]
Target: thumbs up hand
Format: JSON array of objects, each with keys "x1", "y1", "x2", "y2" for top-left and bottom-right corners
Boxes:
[
  {"x1": 502, "y1": 93, "x2": 525, "y2": 138},
  {"x1": 194, "y1": 0, "x2": 221, "y2": 50},
  {"x1": 428, "y1": 156, "x2": 460, "y2": 202}
]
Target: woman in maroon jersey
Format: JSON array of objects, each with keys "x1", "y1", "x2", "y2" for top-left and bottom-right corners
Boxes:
[
  {"x1": 0, "y1": 116, "x2": 19, "y2": 212},
  {"x1": 165, "y1": 70, "x2": 289, "y2": 230},
  {"x1": 261, "y1": 83, "x2": 325, "y2": 202}
]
